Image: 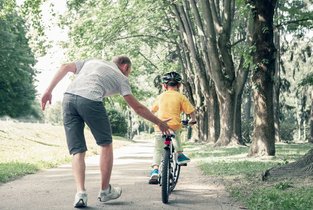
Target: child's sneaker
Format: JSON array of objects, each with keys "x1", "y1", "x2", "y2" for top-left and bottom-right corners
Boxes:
[
  {"x1": 177, "y1": 153, "x2": 190, "y2": 165},
  {"x1": 149, "y1": 169, "x2": 159, "y2": 184},
  {"x1": 98, "y1": 185, "x2": 122, "y2": 202},
  {"x1": 73, "y1": 191, "x2": 88, "y2": 208}
]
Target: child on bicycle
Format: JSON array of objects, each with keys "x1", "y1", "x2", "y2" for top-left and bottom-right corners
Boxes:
[{"x1": 149, "y1": 71, "x2": 196, "y2": 184}]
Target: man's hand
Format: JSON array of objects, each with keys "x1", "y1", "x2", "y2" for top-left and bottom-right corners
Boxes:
[
  {"x1": 158, "y1": 118, "x2": 171, "y2": 135},
  {"x1": 41, "y1": 92, "x2": 52, "y2": 111}
]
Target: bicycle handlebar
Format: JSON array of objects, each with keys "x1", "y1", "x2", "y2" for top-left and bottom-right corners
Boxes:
[
  {"x1": 181, "y1": 120, "x2": 197, "y2": 126},
  {"x1": 162, "y1": 134, "x2": 175, "y2": 139}
]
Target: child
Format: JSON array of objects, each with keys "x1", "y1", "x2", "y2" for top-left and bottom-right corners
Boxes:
[{"x1": 149, "y1": 71, "x2": 196, "y2": 184}]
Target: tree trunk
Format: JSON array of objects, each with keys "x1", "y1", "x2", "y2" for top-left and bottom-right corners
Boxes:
[
  {"x1": 208, "y1": 85, "x2": 219, "y2": 143},
  {"x1": 172, "y1": 2, "x2": 212, "y2": 143},
  {"x1": 310, "y1": 91, "x2": 313, "y2": 143},
  {"x1": 243, "y1": 88, "x2": 253, "y2": 143},
  {"x1": 273, "y1": 7, "x2": 281, "y2": 143},
  {"x1": 248, "y1": 0, "x2": 277, "y2": 156},
  {"x1": 127, "y1": 109, "x2": 134, "y2": 140},
  {"x1": 215, "y1": 92, "x2": 236, "y2": 146}
]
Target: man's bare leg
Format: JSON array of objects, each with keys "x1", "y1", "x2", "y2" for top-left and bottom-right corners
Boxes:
[
  {"x1": 100, "y1": 144, "x2": 113, "y2": 190},
  {"x1": 72, "y1": 152, "x2": 86, "y2": 192}
]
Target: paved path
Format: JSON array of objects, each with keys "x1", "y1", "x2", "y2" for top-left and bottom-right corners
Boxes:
[{"x1": 0, "y1": 137, "x2": 240, "y2": 210}]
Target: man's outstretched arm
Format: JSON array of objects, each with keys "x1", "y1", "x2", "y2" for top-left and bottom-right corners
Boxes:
[
  {"x1": 123, "y1": 94, "x2": 170, "y2": 134},
  {"x1": 41, "y1": 63, "x2": 76, "y2": 110}
]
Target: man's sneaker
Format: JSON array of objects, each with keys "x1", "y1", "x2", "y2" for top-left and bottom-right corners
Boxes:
[
  {"x1": 149, "y1": 169, "x2": 159, "y2": 184},
  {"x1": 74, "y1": 192, "x2": 88, "y2": 208},
  {"x1": 177, "y1": 153, "x2": 190, "y2": 165},
  {"x1": 98, "y1": 185, "x2": 122, "y2": 202}
]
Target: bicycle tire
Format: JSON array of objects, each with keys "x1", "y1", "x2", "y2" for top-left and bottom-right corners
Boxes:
[
  {"x1": 170, "y1": 163, "x2": 181, "y2": 191},
  {"x1": 161, "y1": 148, "x2": 171, "y2": 204}
]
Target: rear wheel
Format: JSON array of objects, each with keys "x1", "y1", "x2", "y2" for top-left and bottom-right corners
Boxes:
[{"x1": 161, "y1": 148, "x2": 170, "y2": 204}]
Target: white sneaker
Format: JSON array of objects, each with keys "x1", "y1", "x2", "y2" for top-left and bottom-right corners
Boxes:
[
  {"x1": 98, "y1": 185, "x2": 122, "y2": 202},
  {"x1": 74, "y1": 192, "x2": 88, "y2": 208}
]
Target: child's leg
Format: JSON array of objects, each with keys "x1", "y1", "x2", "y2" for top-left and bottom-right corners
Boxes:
[
  {"x1": 150, "y1": 133, "x2": 163, "y2": 184},
  {"x1": 173, "y1": 129, "x2": 183, "y2": 153},
  {"x1": 173, "y1": 129, "x2": 191, "y2": 164},
  {"x1": 152, "y1": 132, "x2": 164, "y2": 169}
]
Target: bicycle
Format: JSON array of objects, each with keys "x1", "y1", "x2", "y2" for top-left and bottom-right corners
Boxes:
[{"x1": 159, "y1": 120, "x2": 196, "y2": 204}]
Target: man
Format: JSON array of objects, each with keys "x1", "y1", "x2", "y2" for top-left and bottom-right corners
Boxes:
[{"x1": 41, "y1": 56, "x2": 170, "y2": 208}]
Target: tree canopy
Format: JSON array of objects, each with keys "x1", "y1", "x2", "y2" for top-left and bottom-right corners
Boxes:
[{"x1": 0, "y1": 0, "x2": 38, "y2": 118}]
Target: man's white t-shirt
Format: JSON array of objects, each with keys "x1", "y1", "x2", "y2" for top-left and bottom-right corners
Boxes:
[{"x1": 65, "y1": 59, "x2": 132, "y2": 101}]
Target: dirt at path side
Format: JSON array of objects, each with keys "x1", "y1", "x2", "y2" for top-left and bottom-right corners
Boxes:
[{"x1": 0, "y1": 137, "x2": 241, "y2": 210}]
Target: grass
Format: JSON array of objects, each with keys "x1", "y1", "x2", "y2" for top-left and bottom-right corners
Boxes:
[
  {"x1": 0, "y1": 120, "x2": 131, "y2": 183},
  {"x1": 185, "y1": 141, "x2": 313, "y2": 210},
  {"x1": 2, "y1": 121, "x2": 313, "y2": 209}
]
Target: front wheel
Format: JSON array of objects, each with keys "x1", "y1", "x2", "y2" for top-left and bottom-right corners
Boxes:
[
  {"x1": 161, "y1": 148, "x2": 170, "y2": 204},
  {"x1": 170, "y1": 162, "x2": 181, "y2": 191}
]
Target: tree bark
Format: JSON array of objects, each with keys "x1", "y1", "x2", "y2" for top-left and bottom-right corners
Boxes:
[
  {"x1": 310, "y1": 91, "x2": 313, "y2": 143},
  {"x1": 273, "y1": 7, "x2": 281, "y2": 143},
  {"x1": 263, "y1": 148, "x2": 313, "y2": 180},
  {"x1": 248, "y1": 0, "x2": 277, "y2": 156}
]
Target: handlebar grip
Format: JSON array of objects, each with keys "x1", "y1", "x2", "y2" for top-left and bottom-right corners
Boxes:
[
  {"x1": 182, "y1": 120, "x2": 197, "y2": 126},
  {"x1": 181, "y1": 120, "x2": 189, "y2": 126}
]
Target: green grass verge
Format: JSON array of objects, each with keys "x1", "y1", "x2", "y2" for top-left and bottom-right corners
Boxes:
[
  {"x1": 0, "y1": 121, "x2": 131, "y2": 183},
  {"x1": 185, "y1": 141, "x2": 313, "y2": 210},
  {"x1": 0, "y1": 162, "x2": 38, "y2": 183}
]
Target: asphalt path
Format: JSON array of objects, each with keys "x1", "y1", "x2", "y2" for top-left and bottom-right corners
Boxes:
[{"x1": 0, "y1": 137, "x2": 241, "y2": 210}]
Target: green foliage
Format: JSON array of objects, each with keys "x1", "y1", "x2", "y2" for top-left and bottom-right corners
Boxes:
[
  {"x1": 199, "y1": 160, "x2": 277, "y2": 176},
  {"x1": 60, "y1": 0, "x2": 179, "y2": 106},
  {"x1": 242, "y1": 187, "x2": 313, "y2": 210},
  {"x1": 188, "y1": 142, "x2": 313, "y2": 210},
  {"x1": 19, "y1": 0, "x2": 48, "y2": 56},
  {"x1": 44, "y1": 101, "x2": 62, "y2": 125},
  {"x1": 279, "y1": 109, "x2": 297, "y2": 142},
  {"x1": 0, "y1": 4, "x2": 39, "y2": 119},
  {"x1": 242, "y1": 117, "x2": 254, "y2": 143},
  {"x1": 299, "y1": 72, "x2": 313, "y2": 86},
  {"x1": 0, "y1": 162, "x2": 38, "y2": 183},
  {"x1": 0, "y1": 121, "x2": 130, "y2": 183},
  {"x1": 278, "y1": 0, "x2": 313, "y2": 34},
  {"x1": 187, "y1": 143, "x2": 249, "y2": 158},
  {"x1": 274, "y1": 181, "x2": 293, "y2": 190},
  {"x1": 107, "y1": 109, "x2": 127, "y2": 136}
]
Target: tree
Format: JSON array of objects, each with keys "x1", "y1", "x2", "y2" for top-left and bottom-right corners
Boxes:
[
  {"x1": 60, "y1": 0, "x2": 182, "y2": 131},
  {"x1": 247, "y1": 0, "x2": 277, "y2": 156},
  {"x1": 260, "y1": 0, "x2": 313, "y2": 179},
  {"x1": 44, "y1": 101, "x2": 62, "y2": 124},
  {"x1": 273, "y1": 0, "x2": 313, "y2": 143},
  {"x1": 0, "y1": 0, "x2": 38, "y2": 118},
  {"x1": 57, "y1": 0, "x2": 313, "y2": 158},
  {"x1": 168, "y1": 0, "x2": 252, "y2": 145}
]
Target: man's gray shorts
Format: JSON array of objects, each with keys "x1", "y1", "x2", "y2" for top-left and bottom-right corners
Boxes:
[{"x1": 62, "y1": 93, "x2": 112, "y2": 155}]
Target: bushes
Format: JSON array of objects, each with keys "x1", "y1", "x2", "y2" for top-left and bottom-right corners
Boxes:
[{"x1": 107, "y1": 109, "x2": 127, "y2": 137}]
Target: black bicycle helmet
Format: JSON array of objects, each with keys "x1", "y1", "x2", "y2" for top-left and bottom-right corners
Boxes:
[{"x1": 161, "y1": 71, "x2": 182, "y2": 86}]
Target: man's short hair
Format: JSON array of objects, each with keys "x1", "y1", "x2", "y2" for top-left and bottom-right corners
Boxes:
[{"x1": 112, "y1": 56, "x2": 132, "y2": 66}]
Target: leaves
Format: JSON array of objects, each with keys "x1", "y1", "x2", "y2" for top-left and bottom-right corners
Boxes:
[{"x1": 0, "y1": 1, "x2": 38, "y2": 118}]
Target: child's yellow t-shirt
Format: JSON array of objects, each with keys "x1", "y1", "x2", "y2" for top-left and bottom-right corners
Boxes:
[{"x1": 151, "y1": 90, "x2": 195, "y2": 131}]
